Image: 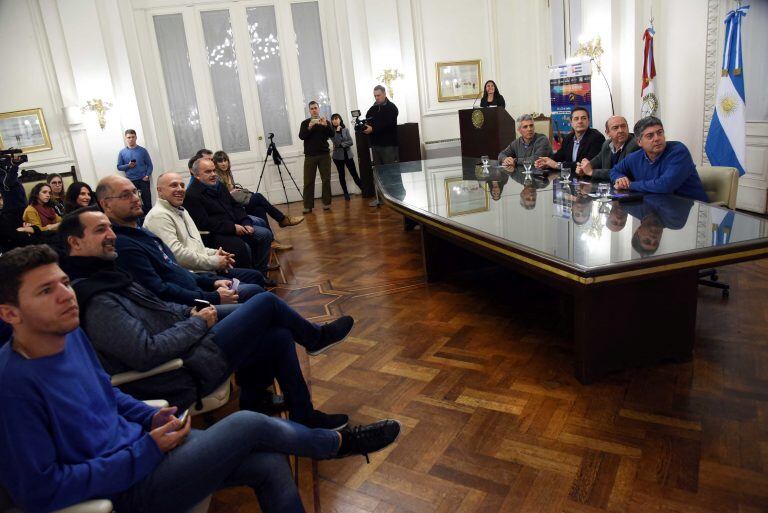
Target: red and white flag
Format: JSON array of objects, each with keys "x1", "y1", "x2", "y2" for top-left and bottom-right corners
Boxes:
[{"x1": 641, "y1": 28, "x2": 659, "y2": 117}]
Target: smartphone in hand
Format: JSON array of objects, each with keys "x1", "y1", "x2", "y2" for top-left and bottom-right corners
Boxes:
[
  {"x1": 176, "y1": 409, "x2": 190, "y2": 428},
  {"x1": 229, "y1": 278, "x2": 240, "y2": 292},
  {"x1": 193, "y1": 299, "x2": 211, "y2": 311}
]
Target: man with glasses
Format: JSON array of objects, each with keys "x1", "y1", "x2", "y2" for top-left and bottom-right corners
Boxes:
[
  {"x1": 609, "y1": 116, "x2": 708, "y2": 201},
  {"x1": 95, "y1": 176, "x2": 263, "y2": 309}
]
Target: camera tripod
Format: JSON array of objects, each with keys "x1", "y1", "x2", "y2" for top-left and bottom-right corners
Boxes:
[{"x1": 256, "y1": 136, "x2": 303, "y2": 204}]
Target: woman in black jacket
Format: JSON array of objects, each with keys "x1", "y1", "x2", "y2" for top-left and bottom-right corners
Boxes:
[
  {"x1": 480, "y1": 80, "x2": 506, "y2": 108},
  {"x1": 331, "y1": 114, "x2": 363, "y2": 200}
]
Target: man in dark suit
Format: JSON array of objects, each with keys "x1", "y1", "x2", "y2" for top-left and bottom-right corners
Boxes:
[
  {"x1": 184, "y1": 158, "x2": 272, "y2": 275},
  {"x1": 577, "y1": 115, "x2": 640, "y2": 180},
  {"x1": 535, "y1": 106, "x2": 605, "y2": 172}
]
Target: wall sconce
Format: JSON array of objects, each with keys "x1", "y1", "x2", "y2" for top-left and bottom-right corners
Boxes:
[
  {"x1": 575, "y1": 35, "x2": 614, "y2": 115},
  {"x1": 376, "y1": 69, "x2": 404, "y2": 98},
  {"x1": 81, "y1": 99, "x2": 112, "y2": 130}
]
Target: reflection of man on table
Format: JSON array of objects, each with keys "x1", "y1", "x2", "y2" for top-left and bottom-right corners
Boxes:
[
  {"x1": 623, "y1": 194, "x2": 694, "y2": 256},
  {"x1": 498, "y1": 115, "x2": 552, "y2": 169}
]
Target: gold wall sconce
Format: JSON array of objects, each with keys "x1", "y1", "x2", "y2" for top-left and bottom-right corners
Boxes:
[
  {"x1": 81, "y1": 99, "x2": 113, "y2": 130},
  {"x1": 377, "y1": 69, "x2": 404, "y2": 98}
]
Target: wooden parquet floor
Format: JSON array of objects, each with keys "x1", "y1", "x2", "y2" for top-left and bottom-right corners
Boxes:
[{"x1": 208, "y1": 196, "x2": 768, "y2": 513}]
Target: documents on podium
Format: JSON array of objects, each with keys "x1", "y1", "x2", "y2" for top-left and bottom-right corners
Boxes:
[{"x1": 458, "y1": 107, "x2": 515, "y2": 159}]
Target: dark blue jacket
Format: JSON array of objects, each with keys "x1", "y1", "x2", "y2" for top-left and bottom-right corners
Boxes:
[
  {"x1": 112, "y1": 224, "x2": 220, "y2": 305},
  {"x1": 610, "y1": 141, "x2": 709, "y2": 202}
]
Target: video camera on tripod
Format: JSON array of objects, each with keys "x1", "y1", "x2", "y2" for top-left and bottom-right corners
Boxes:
[
  {"x1": 350, "y1": 110, "x2": 370, "y2": 133},
  {"x1": 0, "y1": 148, "x2": 28, "y2": 168}
]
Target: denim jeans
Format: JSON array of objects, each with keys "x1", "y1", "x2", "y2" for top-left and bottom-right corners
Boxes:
[
  {"x1": 211, "y1": 293, "x2": 323, "y2": 420},
  {"x1": 247, "y1": 192, "x2": 286, "y2": 231},
  {"x1": 246, "y1": 217, "x2": 273, "y2": 272},
  {"x1": 113, "y1": 411, "x2": 339, "y2": 513}
]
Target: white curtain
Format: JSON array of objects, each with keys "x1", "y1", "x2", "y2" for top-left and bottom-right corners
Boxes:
[
  {"x1": 246, "y1": 6, "x2": 292, "y2": 146},
  {"x1": 743, "y1": 0, "x2": 768, "y2": 122},
  {"x1": 291, "y1": 2, "x2": 332, "y2": 119},
  {"x1": 153, "y1": 14, "x2": 205, "y2": 160},
  {"x1": 201, "y1": 9, "x2": 250, "y2": 153}
]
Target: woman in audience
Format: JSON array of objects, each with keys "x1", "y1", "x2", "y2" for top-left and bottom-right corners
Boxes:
[
  {"x1": 64, "y1": 181, "x2": 97, "y2": 214},
  {"x1": 480, "y1": 80, "x2": 506, "y2": 108},
  {"x1": 46, "y1": 174, "x2": 66, "y2": 216},
  {"x1": 331, "y1": 113, "x2": 363, "y2": 200},
  {"x1": 212, "y1": 150, "x2": 303, "y2": 251},
  {"x1": 22, "y1": 183, "x2": 61, "y2": 231}
]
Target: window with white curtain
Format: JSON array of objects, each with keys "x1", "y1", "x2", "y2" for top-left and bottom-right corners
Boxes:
[
  {"x1": 743, "y1": 0, "x2": 767, "y2": 122},
  {"x1": 291, "y1": 2, "x2": 332, "y2": 119},
  {"x1": 246, "y1": 6, "x2": 293, "y2": 146},
  {"x1": 550, "y1": 0, "x2": 582, "y2": 64},
  {"x1": 153, "y1": 14, "x2": 205, "y2": 160},
  {"x1": 201, "y1": 9, "x2": 250, "y2": 153}
]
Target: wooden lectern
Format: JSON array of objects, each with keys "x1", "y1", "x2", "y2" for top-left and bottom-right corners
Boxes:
[{"x1": 458, "y1": 107, "x2": 515, "y2": 159}]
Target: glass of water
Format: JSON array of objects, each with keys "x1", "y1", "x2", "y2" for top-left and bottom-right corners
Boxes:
[
  {"x1": 560, "y1": 164, "x2": 571, "y2": 183},
  {"x1": 481, "y1": 155, "x2": 489, "y2": 167},
  {"x1": 522, "y1": 158, "x2": 533, "y2": 175},
  {"x1": 597, "y1": 182, "x2": 610, "y2": 198}
]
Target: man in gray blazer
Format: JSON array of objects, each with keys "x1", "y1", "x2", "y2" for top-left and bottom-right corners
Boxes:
[
  {"x1": 498, "y1": 114, "x2": 553, "y2": 167},
  {"x1": 577, "y1": 115, "x2": 640, "y2": 180}
]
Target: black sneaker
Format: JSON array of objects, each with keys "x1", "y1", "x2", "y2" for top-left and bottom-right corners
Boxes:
[
  {"x1": 335, "y1": 419, "x2": 401, "y2": 463},
  {"x1": 300, "y1": 410, "x2": 349, "y2": 431},
  {"x1": 307, "y1": 316, "x2": 354, "y2": 356}
]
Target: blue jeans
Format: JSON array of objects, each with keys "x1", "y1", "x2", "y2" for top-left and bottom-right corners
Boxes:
[
  {"x1": 113, "y1": 411, "x2": 339, "y2": 513},
  {"x1": 211, "y1": 293, "x2": 322, "y2": 420},
  {"x1": 247, "y1": 216, "x2": 273, "y2": 272}
]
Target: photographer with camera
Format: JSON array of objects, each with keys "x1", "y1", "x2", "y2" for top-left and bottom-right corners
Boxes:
[
  {"x1": 362, "y1": 85, "x2": 399, "y2": 207},
  {"x1": 0, "y1": 149, "x2": 29, "y2": 225},
  {"x1": 298, "y1": 101, "x2": 335, "y2": 214}
]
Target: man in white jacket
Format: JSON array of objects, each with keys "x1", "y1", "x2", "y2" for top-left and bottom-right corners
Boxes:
[{"x1": 143, "y1": 172, "x2": 274, "y2": 288}]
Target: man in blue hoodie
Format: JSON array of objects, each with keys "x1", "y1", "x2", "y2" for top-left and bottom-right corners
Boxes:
[
  {"x1": 0, "y1": 245, "x2": 401, "y2": 513},
  {"x1": 117, "y1": 129, "x2": 154, "y2": 214}
]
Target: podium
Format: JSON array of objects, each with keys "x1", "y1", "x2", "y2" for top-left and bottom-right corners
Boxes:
[{"x1": 458, "y1": 107, "x2": 515, "y2": 159}]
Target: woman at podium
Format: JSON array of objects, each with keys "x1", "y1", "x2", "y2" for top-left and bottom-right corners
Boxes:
[{"x1": 480, "y1": 80, "x2": 506, "y2": 108}]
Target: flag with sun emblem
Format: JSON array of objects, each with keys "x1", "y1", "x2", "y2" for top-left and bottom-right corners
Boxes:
[{"x1": 705, "y1": 5, "x2": 749, "y2": 176}]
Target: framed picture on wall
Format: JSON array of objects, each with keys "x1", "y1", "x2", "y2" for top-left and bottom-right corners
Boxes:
[
  {"x1": 445, "y1": 177, "x2": 489, "y2": 217},
  {"x1": 436, "y1": 60, "x2": 482, "y2": 102},
  {"x1": 0, "y1": 108, "x2": 52, "y2": 153}
]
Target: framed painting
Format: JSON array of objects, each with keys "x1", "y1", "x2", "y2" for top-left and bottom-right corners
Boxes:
[
  {"x1": 436, "y1": 60, "x2": 482, "y2": 102},
  {"x1": 0, "y1": 108, "x2": 52, "y2": 153}
]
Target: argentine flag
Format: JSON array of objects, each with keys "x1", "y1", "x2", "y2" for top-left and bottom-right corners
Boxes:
[{"x1": 705, "y1": 5, "x2": 749, "y2": 176}]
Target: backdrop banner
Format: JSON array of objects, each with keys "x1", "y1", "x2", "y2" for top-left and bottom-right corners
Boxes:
[{"x1": 549, "y1": 61, "x2": 592, "y2": 143}]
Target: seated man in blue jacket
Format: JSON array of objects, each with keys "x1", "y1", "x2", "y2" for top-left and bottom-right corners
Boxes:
[
  {"x1": 0, "y1": 245, "x2": 400, "y2": 513},
  {"x1": 609, "y1": 116, "x2": 709, "y2": 202},
  {"x1": 96, "y1": 175, "x2": 262, "y2": 314}
]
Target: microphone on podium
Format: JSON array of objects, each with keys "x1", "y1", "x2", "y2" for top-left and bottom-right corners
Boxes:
[{"x1": 472, "y1": 89, "x2": 483, "y2": 109}]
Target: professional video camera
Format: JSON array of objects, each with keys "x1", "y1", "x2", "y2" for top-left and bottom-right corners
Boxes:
[
  {"x1": 0, "y1": 148, "x2": 27, "y2": 169},
  {"x1": 351, "y1": 109, "x2": 369, "y2": 133}
]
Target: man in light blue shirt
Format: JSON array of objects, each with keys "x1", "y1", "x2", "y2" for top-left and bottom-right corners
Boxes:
[{"x1": 117, "y1": 129, "x2": 154, "y2": 214}]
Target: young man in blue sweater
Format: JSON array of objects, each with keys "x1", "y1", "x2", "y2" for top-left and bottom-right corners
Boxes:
[
  {"x1": 117, "y1": 129, "x2": 154, "y2": 214},
  {"x1": 0, "y1": 245, "x2": 400, "y2": 513},
  {"x1": 609, "y1": 117, "x2": 709, "y2": 202}
]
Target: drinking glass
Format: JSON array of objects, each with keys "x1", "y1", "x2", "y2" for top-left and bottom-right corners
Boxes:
[
  {"x1": 522, "y1": 158, "x2": 533, "y2": 175},
  {"x1": 597, "y1": 182, "x2": 610, "y2": 198},
  {"x1": 560, "y1": 164, "x2": 571, "y2": 183},
  {"x1": 481, "y1": 155, "x2": 489, "y2": 167}
]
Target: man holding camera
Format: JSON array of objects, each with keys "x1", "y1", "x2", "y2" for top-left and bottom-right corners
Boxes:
[
  {"x1": 299, "y1": 101, "x2": 335, "y2": 214},
  {"x1": 363, "y1": 85, "x2": 399, "y2": 207},
  {"x1": 0, "y1": 150, "x2": 28, "y2": 225}
]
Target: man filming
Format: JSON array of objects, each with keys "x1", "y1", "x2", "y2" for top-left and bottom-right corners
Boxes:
[
  {"x1": 363, "y1": 85, "x2": 399, "y2": 207},
  {"x1": 0, "y1": 150, "x2": 28, "y2": 225}
]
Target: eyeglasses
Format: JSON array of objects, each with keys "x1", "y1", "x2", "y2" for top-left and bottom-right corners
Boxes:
[{"x1": 104, "y1": 189, "x2": 140, "y2": 201}]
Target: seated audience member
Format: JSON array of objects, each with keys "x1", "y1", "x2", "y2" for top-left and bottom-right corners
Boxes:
[
  {"x1": 143, "y1": 172, "x2": 274, "y2": 288},
  {"x1": 577, "y1": 115, "x2": 639, "y2": 180},
  {"x1": 187, "y1": 148, "x2": 213, "y2": 185},
  {"x1": 0, "y1": 245, "x2": 400, "y2": 513},
  {"x1": 185, "y1": 157, "x2": 273, "y2": 273},
  {"x1": 610, "y1": 117, "x2": 709, "y2": 201},
  {"x1": 46, "y1": 173, "x2": 66, "y2": 216},
  {"x1": 22, "y1": 183, "x2": 62, "y2": 231},
  {"x1": 0, "y1": 194, "x2": 45, "y2": 253},
  {"x1": 95, "y1": 176, "x2": 261, "y2": 309},
  {"x1": 480, "y1": 80, "x2": 505, "y2": 108},
  {"x1": 64, "y1": 181, "x2": 98, "y2": 214},
  {"x1": 60, "y1": 209, "x2": 354, "y2": 428},
  {"x1": 624, "y1": 194, "x2": 694, "y2": 256},
  {"x1": 535, "y1": 107, "x2": 605, "y2": 171},
  {"x1": 498, "y1": 114, "x2": 553, "y2": 167},
  {"x1": 213, "y1": 150, "x2": 303, "y2": 251}
]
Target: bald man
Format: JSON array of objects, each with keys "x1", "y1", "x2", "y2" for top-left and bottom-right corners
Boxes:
[
  {"x1": 144, "y1": 172, "x2": 274, "y2": 287},
  {"x1": 577, "y1": 116, "x2": 640, "y2": 180}
]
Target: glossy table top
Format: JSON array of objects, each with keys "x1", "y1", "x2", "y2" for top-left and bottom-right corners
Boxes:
[{"x1": 376, "y1": 156, "x2": 768, "y2": 275}]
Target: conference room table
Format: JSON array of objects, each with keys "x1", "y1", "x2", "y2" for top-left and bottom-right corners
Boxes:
[{"x1": 374, "y1": 156, "x2": 768, "y2": 383}]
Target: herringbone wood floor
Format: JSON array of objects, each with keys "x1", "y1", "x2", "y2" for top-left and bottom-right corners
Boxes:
[{"x1": 207, "y1": 196, "x2": 768, "y2": 513}]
